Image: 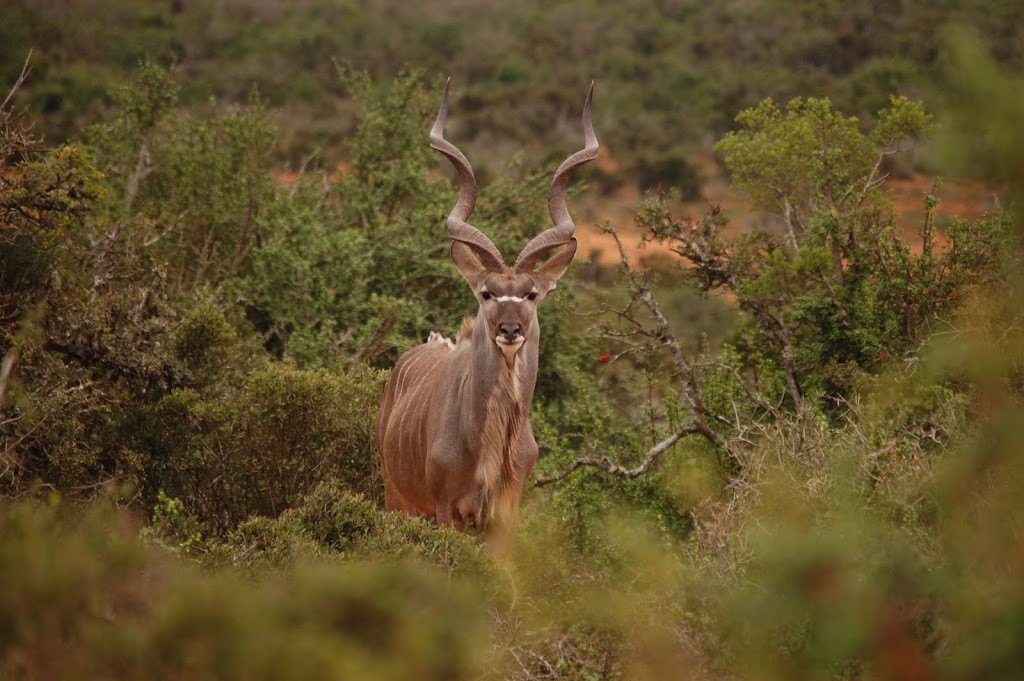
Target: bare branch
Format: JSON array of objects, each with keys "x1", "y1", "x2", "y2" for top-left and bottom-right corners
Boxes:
[
  {"x1": 844, "y1": 146, "x2": 893, "y2": 209},
  {"x1": 780, "y1": 195, "x2": 801, "y2": 250},
  {"x1": 344, "y1": 313, "x2": 395, "y2": 370},
  {"x1": 1, "y1": 50, "x2": 32, "y2": 113},
  {"x1": 534, "y1": 427, "x2": 701, "y2": 486},
  {"x1": 607, "y1": 225, "x2": 728, "y2": 451},
  {"x1": 748, "y1": 308, "x2": 803, "y2": 407},
  {"x1": 123, "y1": 131, "x2": 154, "y2": 216}
]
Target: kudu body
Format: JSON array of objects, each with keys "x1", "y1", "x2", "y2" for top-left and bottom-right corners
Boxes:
[{"x1": 377, "y1": 81, "x2": 598, "y2": 549}]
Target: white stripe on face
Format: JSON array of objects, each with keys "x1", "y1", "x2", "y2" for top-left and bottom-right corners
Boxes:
[{"x1": 481, "y1": 289, "x2": 537, "y2": 303}]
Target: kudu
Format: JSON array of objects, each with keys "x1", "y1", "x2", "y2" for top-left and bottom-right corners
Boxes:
[{"x1": 376, "y1": 81, "x2": 598, "y2": 551}]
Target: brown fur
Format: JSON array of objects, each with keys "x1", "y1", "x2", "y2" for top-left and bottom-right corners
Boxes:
[{"x1": 457, "y1": 316, "x2": 475, "y2": 342}]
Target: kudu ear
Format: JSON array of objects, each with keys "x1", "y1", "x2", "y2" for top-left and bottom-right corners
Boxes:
[
  {"x1": 450, "y1": 240, "x2": 489, "y2": 283},
  {"x1": 533, "y1": 238, "x2": 578, "y2": 293}
]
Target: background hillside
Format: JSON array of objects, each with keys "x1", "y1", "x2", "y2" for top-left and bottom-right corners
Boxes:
[{"x1": 4, "y1": 0, "x2": 1023, "y2": 187}]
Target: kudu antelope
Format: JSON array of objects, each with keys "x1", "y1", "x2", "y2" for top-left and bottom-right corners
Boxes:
[{"x1": 376, "y1": 81, "x2": 598, "y2": 551}]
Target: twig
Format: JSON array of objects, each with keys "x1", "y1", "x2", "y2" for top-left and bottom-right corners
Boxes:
[
  {"x1": 535, "y1": 427, "x2": 701, "y2": 486},
  {"x1": 609, "y1": 225, "x2": 729, "y2": 451},
  {"x1": 344, "y1": 314, "x2": 395, "y2": 370},
  {"x1": 0, "y1": 348, "x2": 19, "y2": 411},
  {"x1": 123, "y1": 131, "x2": 154, "y2": 216},
  {"x1": 1, "y1": 50, "x2": 32, "y2": 113}
]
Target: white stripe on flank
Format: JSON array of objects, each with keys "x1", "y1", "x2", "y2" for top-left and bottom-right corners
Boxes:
[{"x1": 395, "y1": 349, "x2": 430, "y2": 395}]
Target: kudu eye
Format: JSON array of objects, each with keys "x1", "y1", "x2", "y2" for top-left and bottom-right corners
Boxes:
[
  {"x1": 481, "y1": 291, "x2": 491, "y2": 301},
  {"x1": 527, "y1": 292, "x2": 538, "y2": 301}
]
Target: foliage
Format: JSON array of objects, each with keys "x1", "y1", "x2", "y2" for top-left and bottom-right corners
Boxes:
[
  {"x1": 522, "y1": 67, "x2": 1023, "y2": 677},
  {"x1": 632, "y1": 96, "x2": 1011, "y2": 414},
  {"x1": 212, "y1": 480, "x2": 494, "y2": 578},
  {"x1": 0, "y1": 498, "x2": 490, "y2": 681},
  {"x1": 937, "y1": 25, "x2": 1024, "y2": 221},
  {"x1": 0, "y1": 62, "x2": 555, "y2": 510},
  {"x1": 142, "y1": 489, "x2": 205, "y2": 555},
  {"x1": 87, "y1": 57, "x2": 277, "y2": 292},
  {"x1": 1, "y1": 94, "x2": 101, "y2": 325},
  {"x1": 236, "y1": 69, "x2": 466, "y2": 367},
  {"x1": 2, "y1": 28, "x2": 1024, "y2": 681}
]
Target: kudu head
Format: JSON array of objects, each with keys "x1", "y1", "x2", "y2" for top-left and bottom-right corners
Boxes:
[{"x1": 430, "y1": 80, "x2": 598, "y2": 362}]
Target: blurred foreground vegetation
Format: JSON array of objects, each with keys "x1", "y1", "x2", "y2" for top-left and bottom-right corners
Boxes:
[{"x1": 2, "y1": 18, "x2": 1024, "y2": 681}]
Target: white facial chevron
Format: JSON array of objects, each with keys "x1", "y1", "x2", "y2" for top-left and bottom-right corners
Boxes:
[{"x1": 480, "y1": 290, "x2": 536, "y2": 303}]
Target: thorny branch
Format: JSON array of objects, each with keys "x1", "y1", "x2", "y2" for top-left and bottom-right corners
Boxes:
[{"x1": 536, "y1": 221, "x2": 734, "y2": 487}]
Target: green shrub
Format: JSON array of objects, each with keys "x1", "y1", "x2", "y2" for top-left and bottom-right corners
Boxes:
[
  {"x1": 88, "y1": 59, "x2": 277, "y2": 292},
  {"x1": 146, "y1": 363, "x2": 385, "y2": 533},
  {"x1": 142, "y1": 490, "x2": 205, "y2": 556},
  {"x1": 235, "y1": 69, "x2": 555, "y2": 370},
  {"x1": 214, "y1": 481, "x2": 494, "y2": 578},
  {"x1": 170, "y1": 293, "x2": 238, "y2": 379}
]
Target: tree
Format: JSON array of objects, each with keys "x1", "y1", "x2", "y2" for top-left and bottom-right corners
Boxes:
[{"x1": 541, "y1": 94, "x2": 1013, "y2": 489}]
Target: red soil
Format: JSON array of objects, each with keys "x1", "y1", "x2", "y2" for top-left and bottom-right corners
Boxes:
[
  {"x1": 269, "y1": 151, "x2": 996, "y2": 269},
  {"x1": 575, "y1": 152, "x2": 997, "y2": 267}
]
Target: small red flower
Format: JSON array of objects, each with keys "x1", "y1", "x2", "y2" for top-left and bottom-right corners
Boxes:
[{"x1": 598, "y1": 353, "x2": 612, "y2": 364}]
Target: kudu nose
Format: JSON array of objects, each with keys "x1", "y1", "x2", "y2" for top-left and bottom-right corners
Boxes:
[{"x1": 498, "y1": 323, "x2": 521, "y2": 342}]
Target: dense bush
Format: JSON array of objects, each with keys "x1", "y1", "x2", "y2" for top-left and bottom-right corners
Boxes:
[
  {"x1": 0, "y1": 63, "x2": 557, "y2": 508},
  {"x1": 146, "y1": 363, "x2": 385, "y2": 533}
]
